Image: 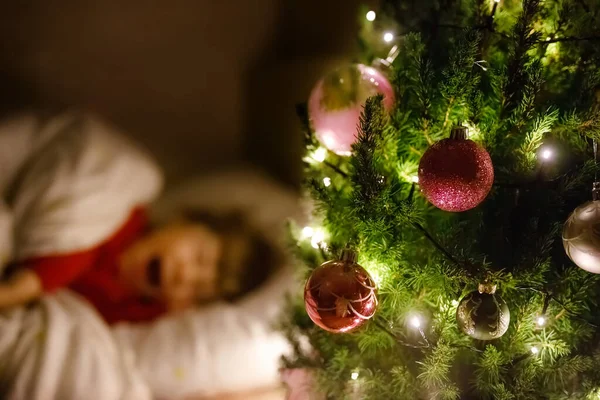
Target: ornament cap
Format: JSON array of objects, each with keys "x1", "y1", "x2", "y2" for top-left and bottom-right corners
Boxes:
[
  {"x1": 478, "y1": 281, "x2": 497, "y2": 294},
  {"x1": 450, "y1": 125, "x2": 469, "y2": 140},
  {"x1": 593, "y1": 182, "x2": 600, "y2": 201},
  {"x1": 340, "y1": 248, "x2": 358, "y2": 263}
]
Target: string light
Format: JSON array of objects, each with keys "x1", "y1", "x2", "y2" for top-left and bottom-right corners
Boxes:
[
  {"x1": 301, "y1": 226, "x2": 314, "y2": 239},
  {"x1": 383, "y1": 32, "x2": 394, "y2": 43},
  {"x1": 323, "y1": 177, "x2": 331, "y2": 187},
  {"x1": 536, "y1": 316, "x2": 546, "y2": 327},
  {"x1": 311, "y1": 228, "x2": 326, "y2": 249},
  {"x1": 312, "y1": 147, "x2": 327, "y2": 162},
  {"x1": 366, "y1": 11, "x2": 376, "y2": 21},
  {"x1": 540, "y1": 147, "x2": 553, "y2": 160},
  {"x1": 409, "y1": 315, "x2": 422, "y2": 329},
  {"x1": 530, "y1": 346, "x2": 539, "y2": 355},
  {"x1": 351, "y1": 371, "x2": 359, "y2": 380}
]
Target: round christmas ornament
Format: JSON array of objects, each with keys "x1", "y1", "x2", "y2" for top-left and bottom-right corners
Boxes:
[
  {"x1": 563, "y1": 186, "x2": 600, "y2": 273},
  {"x1": 418, "y1": 125, "x2": 494, "y2": 212},
  {"x1": 456, "y1": 282, "x2": 510, "y2": 340},
  {"x1": 308, "y1": 63, "x2": 395, "y2": 156},
  {"x1": 304, "y1": 249, "x2": 378, "y2": 333}
]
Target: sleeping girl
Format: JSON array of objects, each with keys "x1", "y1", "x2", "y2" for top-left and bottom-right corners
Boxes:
[{"x1": 0, "y1": 111, "x2": 280, "y2": 325}]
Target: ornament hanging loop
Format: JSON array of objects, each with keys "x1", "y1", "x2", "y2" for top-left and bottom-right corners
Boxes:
[
  {"x1": 593, "y1": 181, "x2": 600, "y2": 201},
  {"x1": 340, "y1": 248, "x2": 358, "y2": 263},
  {"x1": 450, "y1": 124, "x2": 468, "y2": 140},
  {"x1": 373, "y1": 45, "x2": 400, "y2": 70},
  {"x1": 478, "y1": 281, "x2": 497, "y2": 294},
  {"x1": 593, "y1": 138, "x2": 600, "y2": 200}
]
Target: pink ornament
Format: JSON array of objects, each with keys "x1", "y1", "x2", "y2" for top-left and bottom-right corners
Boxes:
[
  {"x1": 308, "y1": 64, "x2": 395, "y2": 155},
  {"x1": 418, "y1": 127, "x2": 494, "y2": 212}
]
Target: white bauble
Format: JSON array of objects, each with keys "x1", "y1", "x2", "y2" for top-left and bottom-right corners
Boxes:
[{"x1": 563, "y1": 200, "x2": 600, "y2": 273}]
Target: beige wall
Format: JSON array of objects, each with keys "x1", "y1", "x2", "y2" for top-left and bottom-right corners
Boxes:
[{"x1": 0, "y1": 0, "x2": 370, "y2": 187}]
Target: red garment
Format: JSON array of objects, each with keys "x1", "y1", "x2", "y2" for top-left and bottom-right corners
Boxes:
[{"x1": 23, "y1": 207, "x2": 166, "y2": 324}]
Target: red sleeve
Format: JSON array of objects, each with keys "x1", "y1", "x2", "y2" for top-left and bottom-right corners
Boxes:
[{"x1": 22, "y1": 249, "x2": 99, "y2": 293}]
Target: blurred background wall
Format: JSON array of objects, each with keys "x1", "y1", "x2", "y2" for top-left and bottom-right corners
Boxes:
[{"x1": 0, "y1": 0, "x2": 375, "y2": 188}]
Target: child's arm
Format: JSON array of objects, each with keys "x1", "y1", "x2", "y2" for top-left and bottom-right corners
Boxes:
[
  {"x1": 0, "y1": 269, "x2": 42, "y2": 308},
  {"x1": 0, "y1": 250, "x2": 98, "y2": 309}
]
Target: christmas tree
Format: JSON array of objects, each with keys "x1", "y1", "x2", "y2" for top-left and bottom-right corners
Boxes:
[{"x1": 280, "y1": 0, "x2": 600, "y2": 398}]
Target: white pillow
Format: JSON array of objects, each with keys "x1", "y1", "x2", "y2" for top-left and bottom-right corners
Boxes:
[{"x1": 113, "y1": 166, "x2": 303, "y2": 399}]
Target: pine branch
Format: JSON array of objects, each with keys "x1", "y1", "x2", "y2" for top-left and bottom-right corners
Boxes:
[{"x1": 350, "y1": 95, "x2": 387, "y2": 213}]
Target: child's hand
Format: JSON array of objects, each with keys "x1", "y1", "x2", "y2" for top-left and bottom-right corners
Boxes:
[{"x1": 0, "y1": 269, "x2": 42, "y2": 309}]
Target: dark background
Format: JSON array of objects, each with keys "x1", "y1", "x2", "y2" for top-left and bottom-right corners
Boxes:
[{"x1": 0, "y1": 0, "x2": 376, "y2": 188}]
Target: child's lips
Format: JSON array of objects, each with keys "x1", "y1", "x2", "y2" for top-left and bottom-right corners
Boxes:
[{"x1": 146, "y1": 256, "x2": 162, "y2": 288}]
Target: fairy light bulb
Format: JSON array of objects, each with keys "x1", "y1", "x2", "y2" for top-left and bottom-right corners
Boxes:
[
  {"x1": 351, "y1": 371, "x2": 359, "y2": 380},
  {"x1": 312, "y1": 147, "x2": 327, "y2": 162},
  {"x1": 311, "y1": 228, "x2": 326, "y2": 249},
  {"x1": 411, "y1": 176, "x2": 419, "y2": 183},
  {"x1": 323, "y1": 177, "x2": 331, "y2": 187},
  {"x1": 540, "y1": 148, "x2": 553, "y2": 160},
  {"x1": 365, "y1": 11, "x2": 376, "y2": 21},
  {"x1": 531, "y1": 346, "x2": 539, "y2": 355},
  {"x1": 301, "y1": 226, "x2": 314, "y2": 239},
  {"x1": 409, "y1": 315, "x2": 422, "y2": 329},
  {"x1": 536, "y1": 316, "x2": 546, "y2": 327},
  {"x1": 383, "y1": 32, "x2": 394, "y2": 43}
]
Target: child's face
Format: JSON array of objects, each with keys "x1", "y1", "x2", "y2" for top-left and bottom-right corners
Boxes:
[{"x1": 119, "y1": 222, "x2": 223, "y2": 311}]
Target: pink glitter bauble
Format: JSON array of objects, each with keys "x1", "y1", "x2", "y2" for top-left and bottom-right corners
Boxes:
[
  {"x1": 304, "y1": 255, "x2": 377, "y2": 333},
  {"x1": 418, "y1": 138, "x2": 494, "y2": 212},
  {"x1": 308, "y1": 64, "x2": 395, "y2": 156}
]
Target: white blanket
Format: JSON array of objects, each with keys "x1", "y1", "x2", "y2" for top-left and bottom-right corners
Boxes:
[{"x1": 0, "y1": 112, "x2": 299, "y2": 400}]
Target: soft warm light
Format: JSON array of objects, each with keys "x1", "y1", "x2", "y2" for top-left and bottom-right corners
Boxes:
[
  {"x1": 411, "y1": 176, "x2": 419, "y2": 183},
  {"x1": 494, "y1": 0, "x2": 500, "y2": 3},
  {"x1": 313, "y1": 147, "x2": 327, "y2": 162},
  {"x1": 301, "y1": 226, "x2": 314, "y2": 239},
  {"x1": 311, "y1": 229, "x2": 326, "y2": 249},
  {"x1": 366, "y1": 11, "x2": 376, "y2": 21},
  {"x1": 383, "y1": 32, "x2": 394, "y2": 43},
  {"x1": 351, "y1": 371, "x2": 359, "y2": 380},
  {"x1": 540, "y1": 148, "x2": 553, "y2": 160},
  {"x1": 409, "y1": 315, "x2": 422, "y2": 329},
  {"x1": 536, "y1": 316, "x2": 546, "y2": 327},
  {"x1": 531, "y1": 346, "x2": 539, "y2": 355},
  {"x1": 323, "y1": 177, "x2": 331, "y2": 187}
]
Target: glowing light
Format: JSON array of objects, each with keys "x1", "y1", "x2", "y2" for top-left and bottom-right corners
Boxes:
[
  {"x1": 409, "y1": 315, "x2": 422, "y2": 329},
  {"x1": 366, "y1": 11, "x2": 376, "y2": 21},
  {"x1": 311, "y1": 228, "x2": 326, "y2": 249},
  {"x1": 494, "y1": 0, "x2": 500, "y2": 3},
  {"x1": 301, "y1": 226, "x2": 314, "y2": 239},
  {"x1": 323, "y1": 177, "x2": 331, "y2": 187},
  {"x1": 451, "y1": 299, "x2": 459, "y2": 307},
  {"x1": 540, "y1": 148, "x2": 553, "y2": 160},
  {"x1": 322, "y1": 135, "x2": 336, "y2": 150},
  {"x1": 312, "y1": 147, "x2": 327, "y2": 162},
  {"x1": 369, "y1": 77, "x2": 375, "y2": 83},
  {"x1": 536, "y1": 316, "x2": 546, "y2": 327},
  {"x1": 351, "y1": 371, "x2": 359, "y2": 380},
  {"x1": 411, "y1": 175, "x2": 419, "y2": 183},
  {"x1": 383, "y1": 32, "x2": 394, "y2": 43},
  {"x1": 531, "y1": 346, "x2": 539, "y2": 355}
]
